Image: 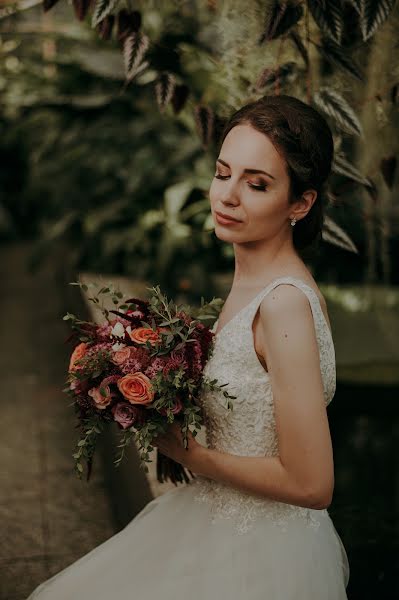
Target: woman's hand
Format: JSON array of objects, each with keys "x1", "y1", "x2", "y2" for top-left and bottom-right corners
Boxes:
[{"x1": 152, "y1": 421, "x2": 206, "y2": 473}]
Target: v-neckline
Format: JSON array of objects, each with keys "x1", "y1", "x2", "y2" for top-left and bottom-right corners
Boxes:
[
  {"x1": 213, "y1": 287, "x2": 270, "y2": 338},
  {"x1": 213, "y1": 276, "x2": 331, "y2": 339}
]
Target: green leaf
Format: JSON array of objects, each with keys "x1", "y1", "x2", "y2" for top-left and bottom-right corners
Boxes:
[
  {"x1": 164, "y1": 181, "x2": 192, "y2": 221},
  {"x1": 91, "y1": 0, "x2": 118, "y2": 28},
  {"x1": 313, "y1": 87, "x2": 363, "y2": 136},
  {"x1": 123, "y1": 32, "x2": 150, "y2": 81},
  {"x1": 63, "y1": 312, "x2": 76, "y2": 321},
  {"x1": 318, "y1": 38, "x2": 364, "y2": 82},
  {"x1": 308, "y1": 0, "x2": 343, "y2": 44},
  {"x1": 332, "y1": 152, "x2": 372, "y2": 186},
  {"x1": 259, "y1": 1, "x2": 303, "y2": 42},
  {"x1": 322, "y1": 215, "x2": 359, "y2": 254},
  {"x1": 356, "y1": 0, "x2": 396, "y2": 41}
]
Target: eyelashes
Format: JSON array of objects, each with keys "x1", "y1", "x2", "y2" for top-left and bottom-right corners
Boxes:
[{"x1": 214, "y1": 173, "x2": 268, "y2": 192}]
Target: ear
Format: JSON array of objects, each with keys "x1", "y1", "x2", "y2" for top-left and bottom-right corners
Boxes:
[{"x1": 290, "y1": 189, "x2": 318, "y2": 221}]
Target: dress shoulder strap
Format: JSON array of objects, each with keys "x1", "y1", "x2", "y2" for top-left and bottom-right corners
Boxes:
[{"x1": 247, "y1": 276, "x2": 330, "y2": 340}]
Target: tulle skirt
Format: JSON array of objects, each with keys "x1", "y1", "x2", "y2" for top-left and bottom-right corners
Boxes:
[{"x1": 27, "y1": 479, "x2": 350, "y2": 599}]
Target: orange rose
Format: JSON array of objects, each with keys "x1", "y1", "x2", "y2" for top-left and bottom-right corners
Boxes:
[
  {"x1": 117, "y1": 372, "x2": 154, "y2": 405},
  {"x1": 69, "y1": 342, "x2": 87, "y2": 372},
  {"x1": 128, "y1": 327, "x2": 161, "y2": 346}
]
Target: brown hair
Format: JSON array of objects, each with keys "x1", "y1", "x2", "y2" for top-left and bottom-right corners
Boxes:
[{"x1": 218, "y1": 95, "x2": 334, "y2": 252}]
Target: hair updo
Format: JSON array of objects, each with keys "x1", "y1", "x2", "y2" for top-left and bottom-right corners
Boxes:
[{"x1": 217, "y1": 95, "x2": 334, "y2": 252}]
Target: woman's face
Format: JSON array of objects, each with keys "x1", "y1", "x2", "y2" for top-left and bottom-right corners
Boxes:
[{"x1": 209, "y1": 123, "x2": 297, "y2": 245}]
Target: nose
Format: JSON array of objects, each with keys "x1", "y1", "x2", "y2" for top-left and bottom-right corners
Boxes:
[{"x1": 220, "y1": 180, "x2": 240, "y2": 208}]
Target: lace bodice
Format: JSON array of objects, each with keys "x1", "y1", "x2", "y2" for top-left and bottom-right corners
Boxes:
[{"x1": 191, "y1": 276, "x2": 336, "y2": 535}]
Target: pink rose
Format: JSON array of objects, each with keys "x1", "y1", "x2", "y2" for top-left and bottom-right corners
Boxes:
[
  {"x1": 170, "y1": 344, "x2": 188, "y2": 369},
  {"x1": 111, "y1": 402, "x2": 142, "y2": 429},
  {"x1": 158, "y1": 397, "x2": 183, "y2": 416},
  {"x1": 88, "y1": 384, "x2": 114, "y2": 410},
  {"x1": 111, "y1": 347, "x2": 132, "y2": 365}
]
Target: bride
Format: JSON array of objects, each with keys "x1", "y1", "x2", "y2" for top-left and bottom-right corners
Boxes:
[{"x1": 28, "y1": 94, "x2": 350, "y2": 599}]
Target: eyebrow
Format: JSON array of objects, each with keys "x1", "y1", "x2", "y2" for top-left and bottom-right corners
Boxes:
[{"x1": 216, "y1": 158, "x2": 276, "y2": 180}]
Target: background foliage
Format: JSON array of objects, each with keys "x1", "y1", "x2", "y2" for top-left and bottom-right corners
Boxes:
[{"x1": 1, "y1": 0, "x2": 398, "y2": 296}]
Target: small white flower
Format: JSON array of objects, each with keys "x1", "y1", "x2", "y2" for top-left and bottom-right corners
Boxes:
[
  {"x1": 112, "y1": 342, "x2": 126, "y2": 351},
  {"x1": 110, "y1": 322, "x2": 125, "y2": 338}
]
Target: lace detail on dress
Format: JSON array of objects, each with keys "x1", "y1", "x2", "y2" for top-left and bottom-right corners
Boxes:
[
  {"x1": 192, "y1": 276, "x2": 336, "y2": 535},
  {"x1": 191, "y1": 476, "x2": 327, "y2": 535}
]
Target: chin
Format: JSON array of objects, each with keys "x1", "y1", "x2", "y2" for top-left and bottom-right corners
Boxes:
[{"x1": 213, "y1": 225, "x2": 238, "y2": 242}]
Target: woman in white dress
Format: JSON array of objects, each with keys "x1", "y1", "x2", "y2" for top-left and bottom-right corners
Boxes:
[{"x1": 27, "y1": 94, "x2": 350, "y2": 599}]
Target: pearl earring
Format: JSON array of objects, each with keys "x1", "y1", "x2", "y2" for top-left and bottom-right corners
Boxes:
[{"x1": 290, "y1": 217, "x2": 297, "y2": 227}]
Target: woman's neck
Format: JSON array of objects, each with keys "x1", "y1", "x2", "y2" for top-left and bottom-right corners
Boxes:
[{"x1": 231, "y1": 238, "x2": 303, "y2": 289}]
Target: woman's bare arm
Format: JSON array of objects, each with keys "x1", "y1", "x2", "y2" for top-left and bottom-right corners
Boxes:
[{"x1": 257, "y1": 284, "x2": 335, "y2": 505}]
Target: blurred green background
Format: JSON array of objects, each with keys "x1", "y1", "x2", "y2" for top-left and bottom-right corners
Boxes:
[{"x1": 0, "y1": 1, "x2": 398, "y2": 599}]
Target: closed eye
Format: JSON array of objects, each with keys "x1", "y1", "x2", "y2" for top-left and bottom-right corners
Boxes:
[{"x1": 214, "y1": 174, "x2": 267, "y2": 192}]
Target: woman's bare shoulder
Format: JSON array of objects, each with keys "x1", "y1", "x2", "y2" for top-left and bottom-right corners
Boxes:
[{"x1": 255, "y1": 271, "x2": 331, "y2": 330}]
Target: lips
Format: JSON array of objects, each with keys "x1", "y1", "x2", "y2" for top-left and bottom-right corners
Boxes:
[{"x1": 215, "y1": 211, "x2": 242, "y2": 223}]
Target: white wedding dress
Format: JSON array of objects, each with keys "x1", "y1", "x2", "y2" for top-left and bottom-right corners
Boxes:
[{"x1": 27, "y1": 276, "x2": 350, "y2": 599}]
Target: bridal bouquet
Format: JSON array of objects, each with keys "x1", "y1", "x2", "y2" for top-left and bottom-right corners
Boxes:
[{"x1": 63, "y1": 282, "x2": 234, "y2": 484}]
